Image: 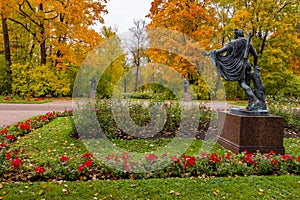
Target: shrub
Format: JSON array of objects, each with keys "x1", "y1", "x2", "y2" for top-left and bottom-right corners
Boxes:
[{"x1": 11, "y1": 62, "x2": 73, "y2": 97}]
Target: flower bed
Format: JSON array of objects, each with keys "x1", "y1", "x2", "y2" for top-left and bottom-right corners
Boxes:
[{"x1": 0, "y1": 99, "x2": 300, "y2": 182}]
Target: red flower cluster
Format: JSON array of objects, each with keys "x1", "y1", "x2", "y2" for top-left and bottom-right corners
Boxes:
[
  {"x1": 11, "y1": 159, "x2": 24, "y2": 170},
  {"x1": 5, "y1": 135, "x2": 15, "y2": 141},
  {"x1": 81, "y1": 152, "x2": 93, "y2": 159},
  {"x1": 281, "y1": 154, "x2": 294, "y2": 161},
  {"x1": 20, "y1": 123, "x2": 31, "y2": 130},
  {"x1": 145, "y1": 153, "x2": 158, "y2": 162},
  {"x1": 78, "y1": 160, "x2": 92, "y2": 172},
  {"x1": 34, "y1": 165, "x2": 45, "y2": 174},
  {"x1": 242, "y1": 152, "x2": 258, "y2": 165},
  {"x1": 1, "y1": 129, "x2": 7, "y2": 135},
  {"x1": 209, "y1": 153, "x2": 220, "y2": 163},
  {"x1": 183, "y1": 155, "x2": 195, "y2": 171},
  {"x1": 60, "y1": 155, "x2": 69, "y2": 162}
]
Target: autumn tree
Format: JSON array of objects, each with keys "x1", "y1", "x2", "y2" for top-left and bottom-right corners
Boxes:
[{"x1": 146, "y1": 0, "x2": 221, "y2": 99}]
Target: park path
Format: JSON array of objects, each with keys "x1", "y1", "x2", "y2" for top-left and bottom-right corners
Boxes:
[
  {"x1": 0, "y1": 100, "x2": 73, "y2": 128},
  {"x1": 0, "y1": 100, "x2": 233, "y2": 128}
]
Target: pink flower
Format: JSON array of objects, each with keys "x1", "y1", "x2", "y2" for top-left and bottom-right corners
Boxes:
[
  {"x1": 145, "y1": 153, "x2": 158, "y2": 162},
  {"x1": 60, "y1": 155, "x2": 69, "y2": 162},
  {"x1": 34, "y1": 166, "x2": 45, "y2": 174}
]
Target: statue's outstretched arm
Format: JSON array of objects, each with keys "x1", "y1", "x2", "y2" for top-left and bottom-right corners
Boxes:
[{"x1": 202, "y1": 46, "x2": 228, "y2": 57}]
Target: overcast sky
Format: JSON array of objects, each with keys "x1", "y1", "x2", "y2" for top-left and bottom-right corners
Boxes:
[{"x1": 99, "y1": 0, "x2": 153, "y2": 33}]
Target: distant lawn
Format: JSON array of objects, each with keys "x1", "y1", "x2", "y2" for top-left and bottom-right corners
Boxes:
[{"x1": 0, "y1": 96, "x2": 52, "y2": 104}]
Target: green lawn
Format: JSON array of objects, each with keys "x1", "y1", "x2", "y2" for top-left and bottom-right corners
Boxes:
[{"x1": 1, "y1": 175, "x2": 299, "y2": 199}]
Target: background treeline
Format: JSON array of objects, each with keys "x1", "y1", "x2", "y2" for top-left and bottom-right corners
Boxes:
[{"x1": 0, "y1": 0, "x2": 299, "y2": 99}]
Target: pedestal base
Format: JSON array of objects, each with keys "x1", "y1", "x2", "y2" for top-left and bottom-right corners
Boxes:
[
  {"x1": 181, "y1": 93, "x2": 192, "y2": 101},
  {"x1": 217, "y1": 112, "x2": 285, "y2": 154}
]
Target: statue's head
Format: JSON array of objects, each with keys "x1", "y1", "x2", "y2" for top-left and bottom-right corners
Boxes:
[{"x1": 234, "y1": 29, "x2": 244, "y2": 39}]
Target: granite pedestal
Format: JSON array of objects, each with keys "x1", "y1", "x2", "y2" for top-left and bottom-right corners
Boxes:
[{"x1": 217, "y1": 111, "x2": 285, "y2": 154}]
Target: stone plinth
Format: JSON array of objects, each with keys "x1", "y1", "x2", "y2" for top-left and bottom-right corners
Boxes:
[
  {"x1": 182, "y1": 93, "x2": 192, "y2": 101},
  {"x1": 217, "y1": 111, "x2": 285, "y2": 154}
]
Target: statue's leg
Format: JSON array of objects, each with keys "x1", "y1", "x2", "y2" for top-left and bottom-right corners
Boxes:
[{"x1": 239, "y1": 79, "x2": 260, "y2": 110}]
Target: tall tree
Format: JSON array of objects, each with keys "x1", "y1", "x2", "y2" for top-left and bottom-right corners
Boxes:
[
  {"x1": 127, "y1": 19, "x2": 149, "y2": 91},
  {"x1": 146, "y1": 0, "x2": 221, "y2": 98}
]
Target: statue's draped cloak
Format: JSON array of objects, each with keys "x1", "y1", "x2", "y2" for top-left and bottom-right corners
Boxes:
[{"x1": 209, "y1": 38, "x2": 249, "y2": 81}]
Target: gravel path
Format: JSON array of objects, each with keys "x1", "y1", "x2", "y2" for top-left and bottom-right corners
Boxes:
[{"x1": 0, "y1": 100, "x2": 73, "y2": 128}]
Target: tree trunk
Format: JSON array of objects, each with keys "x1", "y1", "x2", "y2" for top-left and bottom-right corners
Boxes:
[
  {"x1": 2, "y1": 16, "x2": 12, "y2": 92},
  {"x1": 39, "y1": 3, "x2": 47, "y2": 65},
  {"x1": 2, "y1": 17, "x2": 12, "y2": 67}
]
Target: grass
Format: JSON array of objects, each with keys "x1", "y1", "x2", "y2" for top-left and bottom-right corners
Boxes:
[
  {"x1": 0, "y1": 96, "x2": 52, "y2": 104},
  {"x1": 1, "y1": 175, "x2": 299, "y2": 199},
  {"x1": 1, "y1": 117, "x2": 300, "y2": 199}
]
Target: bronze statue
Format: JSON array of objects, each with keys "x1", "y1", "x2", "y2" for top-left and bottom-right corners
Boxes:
[{"x1": 203, "y1": 28, "x2": 267, "y2": 111}]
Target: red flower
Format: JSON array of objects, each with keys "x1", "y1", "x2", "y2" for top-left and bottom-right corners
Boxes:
[
  {"x1": 5, "y1": 153, "x2": 11, "y2": 160},
  {"x1": 201, "y1": 152, "x2": 208, "y2": 158},
  {"x1": 281, "y1": 154, "x2": 294, "y2": 161},
  {"x1": 184, "y1": 155, "x2": 195, "y2": 166},
  {"x1": 271, "y1": 160, "x2": 279, "y2": 165},
  {"x1": 5, "y1": 135, "x2": 15, "y2": 141},
  {"x1": 84, "y1": 160, "x2": 92, "y2": 167},
  {"x1": 78, "y1": 164, "x2": 85, "y2": 172},
  {"x1": 124, "y1": 165, "x2": 130, "y2": 172},
  {"x1": 81, "y1": 152, "x2": 93, "y2": 158},
  {"x1": 209, "y1": 153, "x2": 220, "y2": 163},
  {"x1": 0, "y1": 129, "x2": 7, "y2": 135},
  {"x1": 11, "y1": 159, "x2": 24, "y2": 169},
  {"x1": 268, "y1": 150, "x2": 276, "y2": 155},
  {"x1": 121, "y1": 152, "x2": 130, "y2": 160},
  {"x1": 78, "y1": 160, "x2": 92, "y2": 172},
  {"x1": 297, "y1": 155, "x2": 300, "y2": 162},
  {"x1": 60, "y1": 155, "x2": 69, "y2": 162},
  {"x1": 145, "y1": 153, "x2": 158, "y2": 162},
  {"x1": 40, "y1": 115, "x2": 48, "y2": 121},
  {"x1": 225, "y1": 153, "x2": 231, "y2": 160},
  {"x1": 20, "y1": 123, "x2": 30, "y2": 130},
  {"x1": 0, "y1": 143, "x2": 6, "y2": 149},
  {"x1": 170, "y1": 156, "x2": 180, "y2": 163},
  {"x1": 34, "y1": 166, "x2": 45, "y2": 174}
]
